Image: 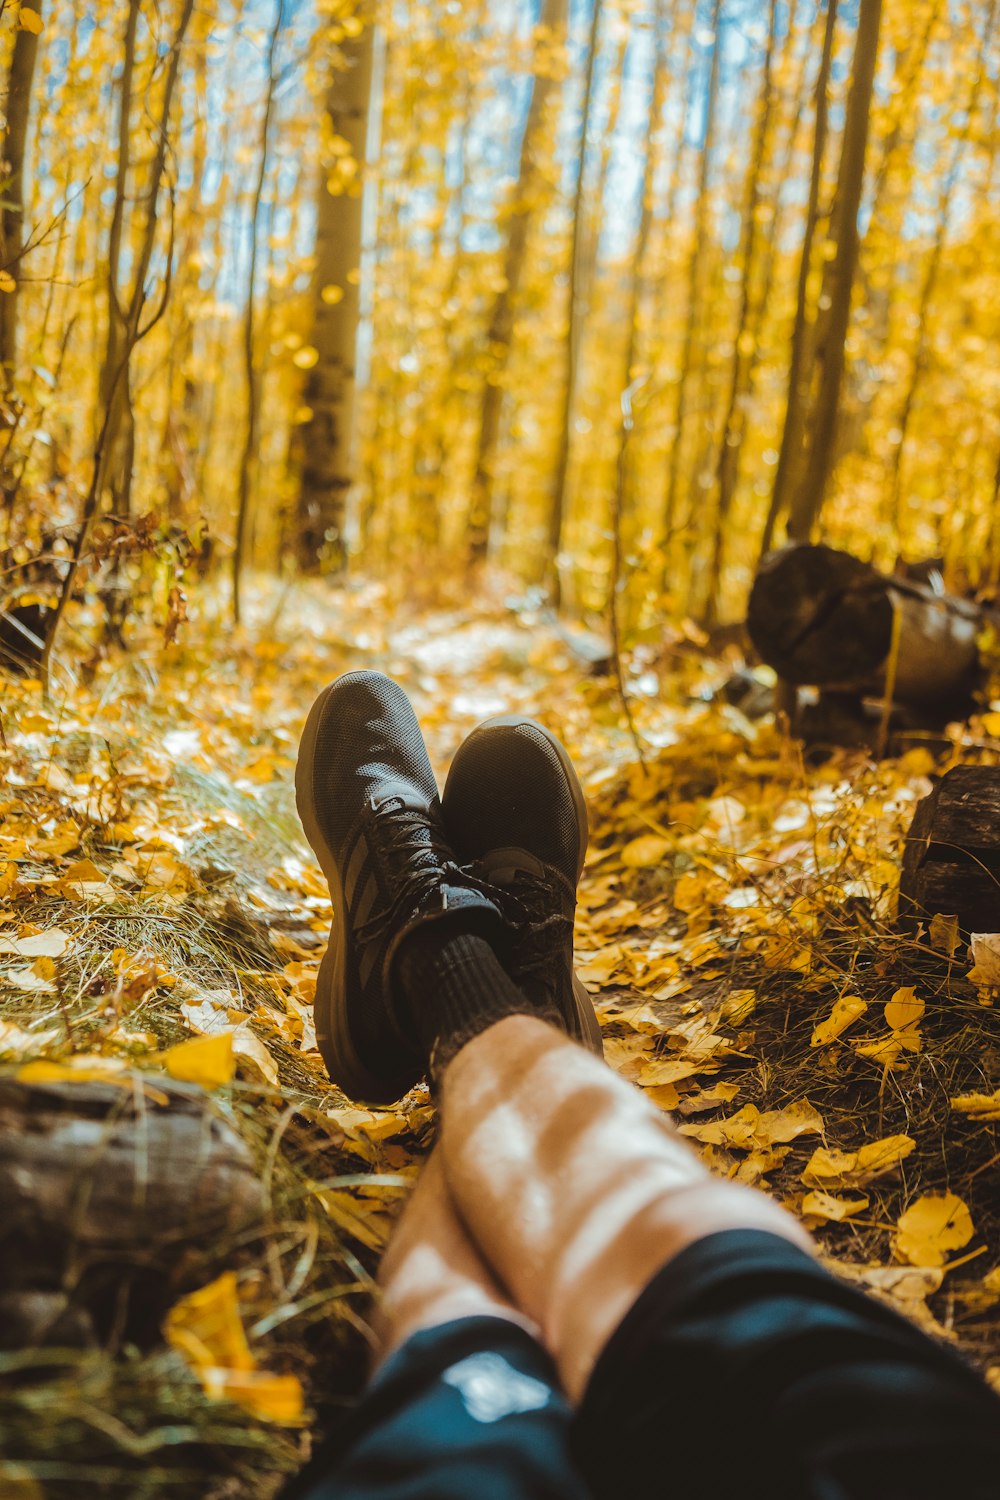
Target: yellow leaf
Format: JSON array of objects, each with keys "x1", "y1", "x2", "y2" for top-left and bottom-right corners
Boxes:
[
  {"x1": 0, "y1": 270, "x2": 16, "y2": 293},
  {"x1": 720, "y1": 988, "x2": 756, "y2": 1024},
  {"x1": 292, "y1": 345, "x2": 319, "y2": 369},
  {"x1": 884, "y1": 987, "x2": 924, "y2": 1031},
  {"x1": 620, "y1": 834, "x2": 670, "y2": 868},
  {"x1": 201, "y1": 1367, "x2": 306, "y2": 1426},
  {"x1": 950, "y1": 1089, "x2": 1000, "y2": 1121},
  {"x1": 17, "y1": 1056, "x2": 130, "y2": 1086},
  {"x1": 811, "y1": 994, "x2": 867, "y2": 1047},
  {"x1": 680, "y1": 1103, "x2": 761, "y2": 1149},
  {"x1": 643, "y1": 1081, "x2": 680, "y2": 1110},
  {"x1": 893, "y1": 1192, "x2": 974, "y2": 1268},
  {"x1": 7, "y1": 961, "x2": 55, "y2": 993},
  {"x1": 164, "y1": 1271, "x2": 254, "y2": 1373},
  {"x1": 320, "y1": 283, "x2": 344, "y2": 304},
  {"x1": 315, "y1": 1189, "x2": 393, "y2": 1251},
  {"x1": 802, "y1": 1134, "x2": 915, "y2": 1189},
  {"x1": 981, "y1": 710, "x2": 1000, "y2": 737},
  {"x1": 638, "y1": 1054, "x2": 714, "y2": 1088},
  {"x1": 968, "y1": 932, "x2": 1000, "y2": 987},
  {"x1": 802, "y1": 1190, "x2": 869, "y2": 1223},
  {"x1": 0, "y1": 1018, "x2": 60, "y2": 1058},
  {"x1": 159, "y1": 1031, "x2": 235, "y2": 1088},
  {"x1": 756, "y1": 1100, "x2": 823, "y2": 1146},
  {"x1": 17, "y1": 4, "x2": 43, "y2": 33},
  {"x1": 928, "y1": 913, "x2": 960, "y2": 957},
  {"x1": 0, "y1": 927, "x2": 73, "y2": 958}
]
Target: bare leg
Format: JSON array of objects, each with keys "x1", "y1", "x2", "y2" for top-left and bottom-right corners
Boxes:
[
  {"x1": 438, "y1": 1015, "x2": 814, "y2": 1402},
  {"x1": 372, "y1": 1147, "x2": 538, "y2": 1369}
]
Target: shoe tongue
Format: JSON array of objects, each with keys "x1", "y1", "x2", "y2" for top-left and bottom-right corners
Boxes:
[{"x1": 479, "y1": 847, "x2": 547, "y2": 885}]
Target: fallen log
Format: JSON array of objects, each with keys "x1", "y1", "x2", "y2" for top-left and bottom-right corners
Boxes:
[
  {"x1": 747, "y1": 543, "x2": 982, "y2": 716},
  {"x1": 0, "y1": 1073, "x2": 264, "y2": 1347},
  {"x1": 900, "y1": 766, "x2": 1000, "y2": 935}
]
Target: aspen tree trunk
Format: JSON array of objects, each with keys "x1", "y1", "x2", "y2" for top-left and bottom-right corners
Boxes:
[
  {"x1": 0, "y1": 0, "x2": 42, "y2": 385},
  {"x1": 100, "y1": 0, "x2": 140, "y2": 516},
  {"x1": 703, "y1": 0, "x2": 779, "y2": 624},
  {"x1": 101, "y1": 0, "x2": 194, "y2": 520},
  {"x1": 788, "y1": 0, "x2": 883, "y2": 542},
  {"x1": 43, "y1": 0, "x2": 193, "y2": 674},
  {"x1": 884, "y1": 0, "x2": 996, "y2": 534},
  {"x1": 546, "y1": 0, "x2": 601, "y2": 604},
  {"x1": 295, "y1": 15, "x2": 374, "y2": 575},
  {"x1": 609, "y1": 0, "x2": 673, "y2": 630},
  {"x1": 465, "y1": 0, "x2": 570, "y2": 566},
  {"x1": 660, "y1": 0, "x2": 722, "y2": 578},
  {"x1": 232, "y1": 0, "x2": 285, "y2": 626},
  {"x1": 759, "y1": 0, "x2": 839, "y2": 559}
]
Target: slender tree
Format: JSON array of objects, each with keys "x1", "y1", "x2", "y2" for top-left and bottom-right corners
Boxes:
[
  {"x1": 787, "y1": 0, "x2": 883, "y2": 542},
  {"x1": 546, "y1": 0, "x2": 601, "y2": 603},
  {"x1": 101, "y1": 0, "x2": 195, "y2": 518},
  {"x1": 465, "y1": 0, "x2": 570, "y2": 565},
  {"x1": 660, "y1": 0, "x2": 723, "y2": 579},
  {"x1": 703, "y1": 0, "x2": 780, "y2": 622},
  {"x1": 884, "y1": 0, "x2": 997, "y2": 533},
  {"x1": 233, "y1": 0, "x2": 286, "y2": 625},
  {"x1": 296, "y1": 7, "x2": 375, "y2": 574},
  {"x1": 759, "y1": 0, "x2": 839, "y2": 558},
  {"x1": 0, "y1": 0, "x2": 43, "y2": 385}
]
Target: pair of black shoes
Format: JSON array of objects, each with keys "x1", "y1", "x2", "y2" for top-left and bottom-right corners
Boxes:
[{"x1": 295, "y1": 671, "x2": 601, "y2": 1104}]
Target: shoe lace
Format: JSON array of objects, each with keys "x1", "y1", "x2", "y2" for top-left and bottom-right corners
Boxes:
[
  {"x1": 354, "y1": 799, "x2": 452, "y2": 943},
  {"x1": 355, "y1": 798, "x2": 499, "y2": 944},
  {"x1": 467, "y1": 864, "x2": 573, "y2": 983}
]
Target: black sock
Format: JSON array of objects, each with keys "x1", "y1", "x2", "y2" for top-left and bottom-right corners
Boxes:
[{"x1": 394, "y1": 928, "x2": 560, "y2": 1081}]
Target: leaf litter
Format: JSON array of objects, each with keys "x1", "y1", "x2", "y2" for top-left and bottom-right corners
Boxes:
[{"x1": 0, "y1": 577, "x2": 998, "y2": 1493}]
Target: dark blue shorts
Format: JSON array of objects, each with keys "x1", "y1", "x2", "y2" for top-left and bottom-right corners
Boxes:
[{"x1": 282, "y1": 1230, "x2": 1000, "y2": 1499}]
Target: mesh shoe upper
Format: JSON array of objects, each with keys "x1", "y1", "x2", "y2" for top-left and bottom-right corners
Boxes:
[
  {"x1": 296, "y1": 671, "x2": 504, "y2": 1102},
  {"x1": 442, "y1": 716, "x2": 601, "y2": 1054}
]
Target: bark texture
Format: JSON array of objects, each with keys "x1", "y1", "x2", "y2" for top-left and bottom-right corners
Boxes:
[
  {"x1": 0, "y1": 0, "x2": 43, "y2": 381},
  {"x1": 296, "y1": 19, "x2": 375, "y2": 574},
  {"x1": 900, "y1": 767, "x2": 1000, "y2": 935},
  {"x1": 0, "y1": 1074, "x2": 264, "y2": 1347}
]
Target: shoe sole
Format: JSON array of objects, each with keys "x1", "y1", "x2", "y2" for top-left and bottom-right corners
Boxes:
[
  {"x1": 445, "y1": 715, "x2": 603, "y2": 1058},
  {"x1": 295, "y1": 678, "x2": 418, "y2": 1105}
]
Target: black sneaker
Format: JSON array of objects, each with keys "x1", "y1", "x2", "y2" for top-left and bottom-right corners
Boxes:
[
  {"x1": 295, "y1": 671, "x2": 506, "y2": 1104},
  {"x1": 442, "y1": 716, "x2": 602, "y2": 1056}
]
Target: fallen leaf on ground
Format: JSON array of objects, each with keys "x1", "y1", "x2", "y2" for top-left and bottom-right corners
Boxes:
[
  {"x1": 680, "y1": 1099, "x2": 821, "y2": 1152},
  {"x1": 883, "y1": 987, "x2": 924, "y2": 1031},
  {"x1": 893, "y1": 1192, "x2": 974, "y2": 1268},
  {"x1": 164, "y1": 1271, "x2": 305, "y2": 1426},
  {"x1": 833, "y1": 1260, "x2": 946, "y2": 1335},
  {"x1": 928, "y1": 913, "x2": 960, "y2": 957},
  {"x1": 0, "y1": 928, "x2": 73, "y2": 957},
  {"x1": 802, "y1": 1190, "x2": 869, "y2": 1223},
  {"x1": 0, "y1": 1019, "x2": 61, "y2": 1058},
  {"x1": 950, "y1": 1090, "x2": 1000, "y2": 1121},
  {"x1": 676, "y1": 1082, "x2": 741, "y2": 1115},
  {"x1": 811, "y1": 995, "x2": 867, "y2": 1047},
  {"x1": 159, "y1": 1031, "x2": 236, "y2": 1088},
  {"x1": 967, "y1": 933, "x2": 1000, "y2": 987},
  {"x1": 802, "y1": 1134, "x2": 915, "y2": 1189},
  {"x1": 181, "y1": 995, "x2": 280, "y2": 1087},
  {"x1": 620, "y1": 834, "x2": 671, "y2": 868},
  {"x1": 720, "y1": 988, "x2": 756, "y2": 1024},
  {"x1": 7, "y1": 956, "x2": 57, "y2": 993}
]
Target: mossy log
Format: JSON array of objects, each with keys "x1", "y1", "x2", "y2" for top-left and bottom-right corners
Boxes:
[
  {"x1": 900, "y1": 766, "x2": 1000, "y2": 934},
  {"x1": 0, "y1": 1073, "x2": 264, "y2": 1347}
]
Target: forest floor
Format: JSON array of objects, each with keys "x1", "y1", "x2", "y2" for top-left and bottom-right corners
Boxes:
[{"x1": 0, "y1": 575, "x2": 998, "y2": 1498}]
